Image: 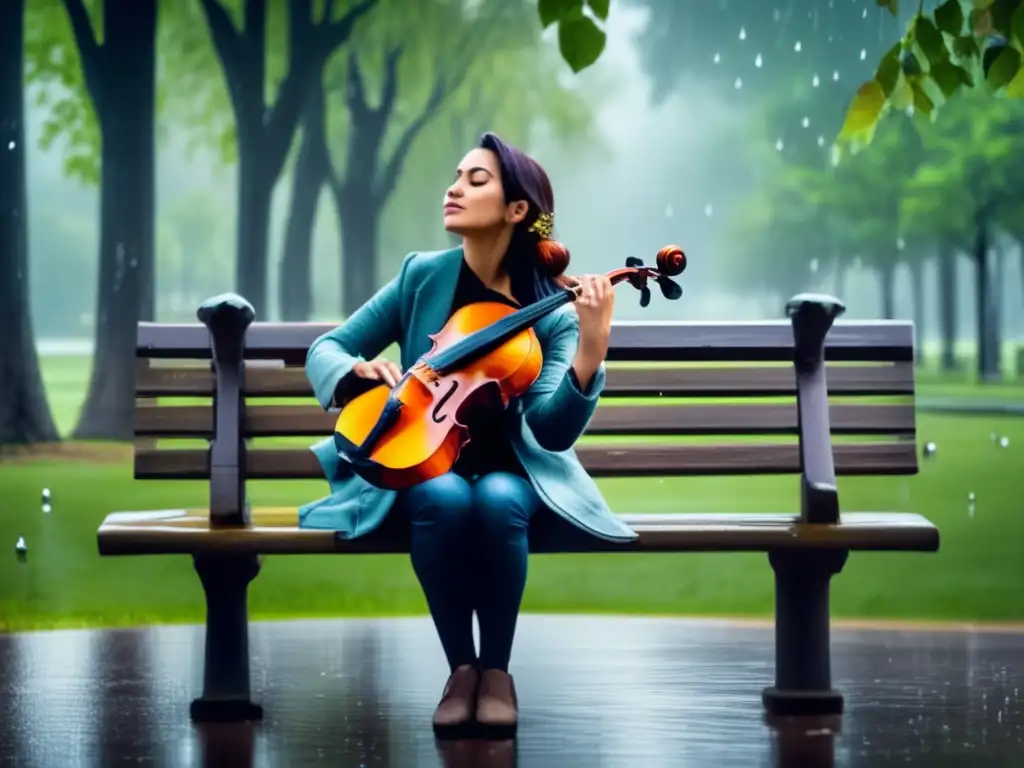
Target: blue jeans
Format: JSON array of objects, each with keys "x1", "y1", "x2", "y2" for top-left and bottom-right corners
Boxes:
[{"x1": 397, "y1": 471, "x2": 542, "y2": 672}]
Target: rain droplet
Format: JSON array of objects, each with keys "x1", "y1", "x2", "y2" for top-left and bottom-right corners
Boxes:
[
  {"x1": 734, "y1": 77, "x2": 743, "y2": 89},
  {"x1": 922, "y1": 441, "x2": 937, "y2": 458},
  {"x1": 860, "y1": 49, "x2": 867, "y2": 60},
  {"x1": 999, "y1": 436, "x2": 1010, "y2": 448},
  {"x1": 15, "y1": 536, "x2": 27, "y2": 562},
  {"x1": 773, "y1": 8, "x2": 781, "y2": 22},
  {"x1": 833, "y1": 70, "x2": 840, "y2": 81},
  {"x1": 829, "y1": 145, "x2": 841, "y2": 167},
  {"x1": 704, "y1": 203, "x2": 713, "y2": 217},
  {"x1": 42, "y1": 488, "x2": 51, "y2": 503},
  {"x1": 755, "y1": 53, "x2": 763, "y2": 68},
  {"x1": 862, "y1": 8, "x2": 868, "y2": 18},
  {"x1": 968, "y1": 492, "x2": 976, "y2": 502},
  {"x1": 739, "y1": 26, "x2": 747, "y2": 40},
  {"x1": 897, "y1": 237, "x2": 906, "y2": 251},
  {"x1": 42, "y1": 503, "x2": 51, "y2": 515},
  {"x1": 812, "y1": 74, "x2": 820, "y2": 87},
  {"x1": 713, "y1": 52, "x2": 721, "y2": 64},
  {"x1": 817, "y1": 135, "x2": 826, "y2": 146},
  {"x1": 809, "y1": 258, "x2": 819, "y2": 273},
  {"x1": 802, "y1": 116, "x2": 810, "y2": 128},
  {"x1": 775, "y1": 138, "x2": 785, "y2": 151},
  {"x1": 665, "y1": 204, "x2": 674, "y2": 218},
  {"x1": 794, "y1": 40, "x2": 802, "y2": 52},
  {"x1": 6, "y1": 141, "x2": 14, "y2": 150}
]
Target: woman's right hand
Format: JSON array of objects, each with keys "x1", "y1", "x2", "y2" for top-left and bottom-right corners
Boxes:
[{"x1": 352, "y1": 358, "x2": 403, "y2": 388}]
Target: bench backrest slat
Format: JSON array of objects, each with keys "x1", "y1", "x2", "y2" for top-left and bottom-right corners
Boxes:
[
  {"x1": 135, "y1": 441, "x2": 918, "y2": 480},
  {"x1": 136, "y1": 360, "x2": 915, "y2": 398},
  {"x1": 133, "y1": 318, "x2": 918, "y2": 482},
  {"x1": 138, "y1": 320, "x2": 914, "y2": 363}
]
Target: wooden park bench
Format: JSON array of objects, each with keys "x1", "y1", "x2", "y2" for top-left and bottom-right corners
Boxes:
[{"x1": 97, "y1": 292, "x2": 940, "y2": 723}]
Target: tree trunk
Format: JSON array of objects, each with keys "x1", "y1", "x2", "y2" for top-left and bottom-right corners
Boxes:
[
  {"x1": 878, "y1": 260, "x2": 896, "y2": 320},
  {"x1": 72, "y1": 0, "x2": 157, "y2": 440},
  {"x1": 973, "y1": 212, "x2": 999, "y2": 382},
  {"x1": 278, "y1": 81, "x2": 327, "y2": 321},
  {"x1": 0, "y1": 0, "x2": 60, "y2": 445},
  {"x1": 234, "y1": 130, "x2": 275, "y2": 316},
  {"x1": 937, "y1": 243, "x2": 958, "y2": 372},
  {"x1": 909, "y1": 257, "x2": 926, "y2": 366},
  {"x1": 335, "y1": 188, "x2": 381, "y2": 315}
]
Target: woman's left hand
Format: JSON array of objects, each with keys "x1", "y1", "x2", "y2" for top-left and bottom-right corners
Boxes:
[{"x1": 574, "y1": 274, "x2": 615, "y2": 362}]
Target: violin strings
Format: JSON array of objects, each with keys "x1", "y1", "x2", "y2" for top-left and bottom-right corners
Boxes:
[{"x1": 429, "y1": 288, "x2": 574, "y2": 373}]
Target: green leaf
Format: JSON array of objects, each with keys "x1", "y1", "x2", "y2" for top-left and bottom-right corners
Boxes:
[
  {"x1": 538, "y1": 0, "x2": 583, "y2": 29},
  {"x1": 1007, "y1": 66, "x2": 1024, "y2": 97},
  {"x1": 557, "y1": 14, "x2": 606, "y2": 73},
  {"x1": 914, "y1": 16, "x2": 949, "y2": 66},
  {"x1": 930, "y1": 59, "x2": 962, "y2": 96},
  {"x1": 839, "y1": 80, "x2": 888, "y2": 138},
  {"x1": 876, "y1": 0, "x2": 900, "y2": 17},
  {"x1": 876, "y1": 42, "x2": 902, "y2": 94},
  {"x1": 985, "y1": 44, "x2": 1022, "y2": 88},
  {"x1": 953, "y1": 35, "x2": 981, "y2": 58},
  {"x1": 1012, "y1": 2, "x2": 1024, "y2": 46},
  {"x1": 911, "y1": 80, "x2": 936, "y2": 115},
  {"x1": 934, "y1": 0, "x2": 965, "y2": 35},
  {"x1": 892, "y1": 75, "x2": 915, "y2": 109},
  {"x1": 586, "y1": 0, "x2": 610, "y2": 21}
]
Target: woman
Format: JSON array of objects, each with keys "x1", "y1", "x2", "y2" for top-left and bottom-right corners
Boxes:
[{"x1": 301, "y1": 132, "x2": 638, "y2": 738}]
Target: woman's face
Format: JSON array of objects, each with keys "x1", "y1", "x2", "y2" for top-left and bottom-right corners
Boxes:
[{"x1": 443, "y1": 148, "x2": 527, "y2": 235}]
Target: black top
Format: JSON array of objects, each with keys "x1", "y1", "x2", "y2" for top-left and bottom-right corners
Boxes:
[{"x1": 447, "y1": 260, "x2": 526, "y2": 479}]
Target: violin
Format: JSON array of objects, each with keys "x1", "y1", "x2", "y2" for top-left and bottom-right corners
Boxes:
[{"x1": 333, "y1": 246, "x2": 687, "y2": 490}]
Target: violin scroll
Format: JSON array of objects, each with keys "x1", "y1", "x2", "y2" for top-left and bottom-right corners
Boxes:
[
  {"x1": 655, "y1": 245, "x2": 687, "y2": 276},
  {"x1": 620, "y1": 244, "x2": 686, "y2": 307}
]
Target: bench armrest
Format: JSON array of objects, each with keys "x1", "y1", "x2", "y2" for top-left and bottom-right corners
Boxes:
[
  {"x1": 197, "y1": 293, "x2": 255, "y2": 527},
  {"x1": 786, "y1": 293, "x2": 846, "y2": 524}
]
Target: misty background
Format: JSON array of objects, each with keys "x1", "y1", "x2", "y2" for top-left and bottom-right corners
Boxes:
[{"x1": 20, "y1": 0, "x2": 1024, "y2": 347}]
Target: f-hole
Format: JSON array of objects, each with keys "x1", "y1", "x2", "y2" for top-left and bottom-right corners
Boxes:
[{"x1": 431, "y1": 381, "x2": 459, "y2": 424}]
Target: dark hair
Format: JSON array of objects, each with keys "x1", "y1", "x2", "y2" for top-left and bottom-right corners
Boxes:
[{"x1": 478, "y1": 132, "x2": 570, "y2": 304}]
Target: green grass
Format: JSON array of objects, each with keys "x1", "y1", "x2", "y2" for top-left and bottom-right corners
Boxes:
[{"x1": 0, "y1": 355, "x2": 1022, "y2": 632}]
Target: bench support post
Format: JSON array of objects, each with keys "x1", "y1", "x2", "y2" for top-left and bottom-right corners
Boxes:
[
  {"x1": 762, "y1": 548, "x2": 848, "y2": 716},
  {"x1": 189, "y1": 553, "x2": 264, "y2": 722}
]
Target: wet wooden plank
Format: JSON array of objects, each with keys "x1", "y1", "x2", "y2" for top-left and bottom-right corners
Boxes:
[
  {"x1": 96, "y1": 509, "x2": 940, "y2": 556},
  {"x1": 138, "y1": 319, "x2": 914, "y2": 363},
  {"x1": 135, "y1": 360, "x2": 916, "y2": 398},
  {"x1": 134, "y1": 402, "x2": 916, "y2": 438},
  {"x1": 134, "y1": 441, "x2": 919, "y2": 480}
]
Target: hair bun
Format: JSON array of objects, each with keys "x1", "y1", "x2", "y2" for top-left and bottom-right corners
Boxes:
[{"x1": 536, "y1": 238, "x2": 570, "y2": 279}]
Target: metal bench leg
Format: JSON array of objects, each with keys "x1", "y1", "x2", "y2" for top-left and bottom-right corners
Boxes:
[
  {"x1": 762, "y1": 549, "x2": 848, "y2": 716},
  {"x1": 189, "y1": 553, "x2": 264, "y2": 722}
]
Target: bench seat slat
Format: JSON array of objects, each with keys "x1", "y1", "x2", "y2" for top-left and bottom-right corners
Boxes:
[
  {"x1": 134, "y1": 441, "x2": 918, "y2": 479},
  {"x1": 135, "y1": 362, "x2": 915, "y2": 398},
  {"x1": 138, "y1": 320, "x2": 914, "y2": 363},
  {"x1": 134, "y1": 402, "x2": 916, "y2": 439},
  {"x1": 96, "y1": 508, "x2": 940, "y2": 556}
]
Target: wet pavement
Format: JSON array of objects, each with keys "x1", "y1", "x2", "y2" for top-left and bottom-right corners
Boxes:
[{"x1": 0, "y1": 616, "x2": 1021, "y2": 767}]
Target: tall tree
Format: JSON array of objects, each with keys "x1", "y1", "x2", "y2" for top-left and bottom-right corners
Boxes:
[
  {"x1": 198, "y1": 0, "x2": 377, "y2": 316},
  {"x1": 49, "y1": 0, "x2": 158, "y2": 440},
  {"x1": 0, "y1": 0, "x2": 60, "y2": 445},
  {"x1": 279, "y1": 0, "x2": 594, "y2": 317}
]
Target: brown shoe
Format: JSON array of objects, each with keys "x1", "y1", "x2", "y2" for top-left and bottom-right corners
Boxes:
[
  {"x1": 432, "y1": 664, "x2": 479, "y2": 738},
  {"x1": 475, "y1": 668, "x2": 518, "y2": 739}
]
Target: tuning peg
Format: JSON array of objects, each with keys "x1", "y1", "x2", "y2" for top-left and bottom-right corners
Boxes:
[
  {"x1": 640, "y1": 286, "x2": 651, "y2": 307},
  {"x1": 626, "y1": 256, "x2": 645, "y2": 268},
  {"x1": 658, "y1": 277, "x2": 682, "y2": 300}
]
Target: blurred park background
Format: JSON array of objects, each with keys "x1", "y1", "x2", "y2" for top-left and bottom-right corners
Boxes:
[{"x1": 2, "y1": 0, "x2": 1023, "y2": 632}]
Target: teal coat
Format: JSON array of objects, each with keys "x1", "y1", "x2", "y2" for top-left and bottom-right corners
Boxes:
[{"x1": 298, "y1": 246, "x2": 638, "y2": 544}]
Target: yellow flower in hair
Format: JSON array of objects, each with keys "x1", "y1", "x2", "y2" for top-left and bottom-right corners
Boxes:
[{"x1": 528, "y1": 211, "x2": 554, "y2": 239}]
